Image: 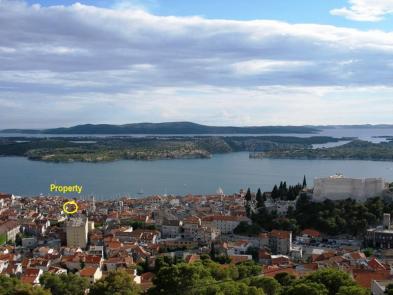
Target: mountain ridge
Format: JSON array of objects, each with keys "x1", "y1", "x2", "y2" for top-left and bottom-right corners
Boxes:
[{"x1": 0, "y1": 121, "x2": 319, "y2": 134}]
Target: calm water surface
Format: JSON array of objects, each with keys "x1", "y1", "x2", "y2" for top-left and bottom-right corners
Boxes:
[{"x1": 1, "y1": 153, "x2": 393, "y2": 199}]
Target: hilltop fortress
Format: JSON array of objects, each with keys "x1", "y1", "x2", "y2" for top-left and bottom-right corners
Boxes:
[{"x1": 313, "y1": 174, "x2": 387, "y2": 201}]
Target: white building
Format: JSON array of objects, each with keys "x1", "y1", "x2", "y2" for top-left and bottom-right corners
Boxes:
[
  {"x1": 313, "y1": 174, "x2": 385, "y2": 201},
  {"x1": 202, "y1": 215, "x2": 248, "y2": 234},
  {"x1": 66, "y1": 217, "x2": 88, "y2": 248},
  {"x1": 371, "y1": 280, "x2": 393, "y2": 295}
]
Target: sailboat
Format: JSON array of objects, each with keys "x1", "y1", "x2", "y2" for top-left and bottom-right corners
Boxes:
[{"x1": 137, "y1": 188, "x2": 144, "y2": 195}]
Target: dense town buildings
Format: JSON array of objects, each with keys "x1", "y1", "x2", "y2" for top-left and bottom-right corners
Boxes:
[{"x1": 0, "y1": 183, "x2": 393, "y2": 294}]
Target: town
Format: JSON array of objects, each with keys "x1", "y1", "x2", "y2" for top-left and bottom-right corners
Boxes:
[{"x1": 1, "y1": 175, "x2": 393, "y2": 294}]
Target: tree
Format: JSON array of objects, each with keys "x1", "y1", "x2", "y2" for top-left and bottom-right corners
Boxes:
[
  {"x1": 256, "y1": 189, "x2": 264, "y2": 208},
  {"x1": 203, "y1": 281, "x2": 265, "y2": 295},
  {"x1": 249, "y1": 277, "x2": 281, "y2": 295},
  {"x1": 154, "y1": 255, "x2": 174, "y2": 273},
  {"x1": 149, "y1": 262, "x2": 212, "y2": 295},
  {"x1": 246, "y1": 246, "x2": 260, "y2": 262},
  {"x1": 284, "y1": 282, "x2": 328, "y2": 295},
  {"x1": 0, "y1": 275, "x2": 50, "y2": 295},
  {"x1": 90, "y1": 270, "x2": 141, "y2": 295},
  {"x1": 274, "y1": 272, "x2": 295, "y2": 286},
  {"x1": 386, "y1": 283, "x2": 393, "y2": 295},
  {"x1": 304, "y1": 269, "x2": 355, "y2": 295},
  {"x1": 40, "y1": 272, "x2": 89, "y2": 295},
  {"x1": 245, "y1": 188, "x2": 252, "y2": 202},
  {"x1": 15, "y1": 233, "x2": 23, "y2": 246},
  {"x1": 303, "y1": 175, "x2": 307, "y2": 188},
  {"x1": 235, "y1": 261, "x2": 262, "y2": 279},
  {"x1": 336, "y1": 285, "x2": 369, "y2": 295}
]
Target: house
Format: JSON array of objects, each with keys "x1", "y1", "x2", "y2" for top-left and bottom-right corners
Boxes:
[
  {"x1": 105, "y1": 256, "x2": 134, "y2": 271},
  {"x1": 371, "y1": 280, "x2": 393, "y2": 295},
  {"x1": 79, "y1": 267, "x2": 103, "y2": 284},
  {"x1": 161, "y1": 219, "x2": 182, "y2": 238},
  {"x1": 182, "y1": 216, "x2": 201, "y2": 239},
  {"x1": 229, "y1": 255, "x2": 252, "y2": 264},
  {"x1": 0, "y1": 221, "x2": 20, "y2": 243},
  {"x1": 259, "y1": 249, "x2": 272, "y2": 265},
  {"x1": 227, "y1": 240, "x2": 252, "y2": 255},
  {"x1": 21, "y1": 268, "x2": 43, "y2": 285},
  {"x1": 195, "y1": 226, "x2": 220, "y2": 243},
  {"x1": 259, "y1": 230, "x2": 292, "y2": 255},
  {"x1": 343, "y1": 251, "x2": 367, "y2": 266},
  {"x1": 202, "y1": 215, "x2": 247, "y2": 234}
]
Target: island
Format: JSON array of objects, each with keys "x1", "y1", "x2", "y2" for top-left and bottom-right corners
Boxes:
[
  {"x1": 0, "y1": 136, "x2": 349, "y2": 162},
  {"x1": 251, "y1": 140, "x2": 393, "y2": 161},
  {"x1": 0, "y1": 121, "x2": 319, "y2": 135}
]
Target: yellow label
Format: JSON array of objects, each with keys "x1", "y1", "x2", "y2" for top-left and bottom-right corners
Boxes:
[
  {"x1": 63, "y1": 200, "x2": 79, "y2": 215},
  {"x1": 50, "y1": 184, "x2": 83, "y2": 194}
]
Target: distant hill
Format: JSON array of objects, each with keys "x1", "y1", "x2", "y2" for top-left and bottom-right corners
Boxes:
[{"x1": 1, "y1": 122, "x2": 319, "y2": 135}]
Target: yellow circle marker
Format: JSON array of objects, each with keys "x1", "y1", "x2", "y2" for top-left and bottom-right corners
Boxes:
[{"x1": 63, "y1": 200, "x2": 78, "y2": 215}]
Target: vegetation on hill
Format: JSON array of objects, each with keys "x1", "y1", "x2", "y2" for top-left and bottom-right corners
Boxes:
[
  {"x1": 0, "y1": 261, "x2": 368, "y2": 295},
  {"x1": 0, "y1": 136, "x2": 346, "y2": 163},
  {"x1": 1, "y1": 122, "x2": 319, "y2": 135},
  {"x1": 39, "y1": 272, "x2": 89, "y2": 295},
  {"x1": 239, "y1": 180, "x2": 392, "y2": 237},
  {"x1": 0, "y1": 275, "x2": 50, "y2": 295},
  {"x1": 253, "y1": 140, "x2": 393, "y2": 161}
]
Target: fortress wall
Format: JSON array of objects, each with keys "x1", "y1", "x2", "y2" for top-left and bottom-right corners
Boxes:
[{"x1": 313, "y1": 177, "x2": 385, "y2": 201}]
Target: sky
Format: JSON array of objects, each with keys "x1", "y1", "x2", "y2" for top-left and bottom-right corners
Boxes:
[{"x1": 1, "y1": 0, "x2": 393, "y2": 128}]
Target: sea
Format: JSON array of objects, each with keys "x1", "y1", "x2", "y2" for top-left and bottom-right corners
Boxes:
[{"x1": 0, "y1": 127, "x2": 392, "y2": 199}]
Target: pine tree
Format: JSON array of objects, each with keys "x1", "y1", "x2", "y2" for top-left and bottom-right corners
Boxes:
[
  {"x1": 303, "y1": 175, "x2": 307, "y2": 188},
  {"x1": 256, "y1": 188, "x2": 263, "y2": 208},
  {"x1": 245, "y1": 188, "x2": 252, "y2": 202}
]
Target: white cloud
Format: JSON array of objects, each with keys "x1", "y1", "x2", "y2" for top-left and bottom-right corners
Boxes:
[
  {"x1": 331, "y1": 0, "x2": 393, "y2": 21},
  {"x1": 1, "y1": 0, "x2": 393, "y2": 127}
]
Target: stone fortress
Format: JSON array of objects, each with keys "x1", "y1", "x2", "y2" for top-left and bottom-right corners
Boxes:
[{"x1": 313, "y1": 173, "x2": 387, "y2": 201}]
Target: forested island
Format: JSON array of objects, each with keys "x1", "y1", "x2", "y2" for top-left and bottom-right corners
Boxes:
[
  {"x1": 0, "y1": 136, "x2": 348, "y2": 163},
  {"x1": 0, "y1": 121, "x2": 318, "y2": 135},
  {"x1": 251, "y1": 140, "x2": 393, "y2": 161}
]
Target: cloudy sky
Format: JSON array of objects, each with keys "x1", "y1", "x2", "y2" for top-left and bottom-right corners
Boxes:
[{"x1": 1, "y1": 0, "x2": 393, "y2": 128}]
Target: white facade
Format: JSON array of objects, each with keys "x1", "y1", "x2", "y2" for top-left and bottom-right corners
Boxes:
[
  {"x1": 66, "y1": 218, "x2": 88, "y2": 248},
  {"x1": 313, "y1": 174, "x2": 385, "y2": 201}
]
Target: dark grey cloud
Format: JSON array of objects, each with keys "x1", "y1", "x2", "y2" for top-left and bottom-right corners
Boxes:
[{"x1": 1, "y1": 0, "x2": 393, "y2": 127}]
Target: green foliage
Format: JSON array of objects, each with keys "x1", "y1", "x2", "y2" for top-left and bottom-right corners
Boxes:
[
  {"x1": 148, "y1": 259, "x2": 264, "y2": 295},
  {"x1": 0, "y1": 233, "x2": 6, "y2": 245},
  {"x1": 303, "y1": 269, "x2": 355, "y2": 295},
  {"x1": 246, "y1": 246, "x2": 260, "y2": 262},
  {"x1": 236, "y1": 261, "x2": 262, "y2": 279},
  {"x1": 201, "y1": 281, "x2": 265, "y2": 295},
  {"x1": 259, "y1": 140, "x2": 393, "y2": 161},
  {"x1": 245, "y1": 188, "x2": 252, "y2": 202},
  {"x1": 0, "y1": 275, "x2": 50, "y2": 295},
  {"x1": 274, "y1": 273, "x2": 296, "y2": 286},
  {"x1": 233, "y1": 222, "x2": 261, "y2": 236},
  {"x1": 271, "y1": 182, "x2": 303, "y2": 201},
  {"x1": 284, "y1": 282, "x2": 328, "y2": 295},
  {"x1": 149, "y1": 262, "x2": 213, "y2": 295},
  {"x1": 336, "y1": 285, "x2": 369, "y2": 295},
  {"x1": 40, "y1": 272, "x2": 89, "y2": 295},
  {"x1": 0, "y1": 134, "x2": 342, "y2": 163},
  {"x1": 294, "y1": 195, "x2": 384, "y2": 236},
  {"x1": 15, "y1": 234, "x2": 21, "y2": 246},
  {"x1": 154, "y1": 256, "x2": 177, "y2": 273},
  {"x1": 89, "y1": 270, "x2": 141, "y2": 295},
  {"x1": 249, "y1": 277, "x2": 282, "y2": 295},
  {"x1": 362, "y1": 248, "x2": 374, "y2": 257}
]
